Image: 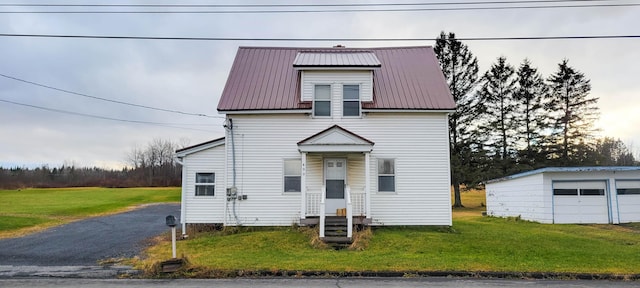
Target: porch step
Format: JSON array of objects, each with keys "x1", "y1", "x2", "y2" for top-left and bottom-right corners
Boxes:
[
  {"x1": 322, "y1": 236, "x2": 352, "y2": 244},
  {"x1": 322, "y1": 216, "x2": 352, "y2": 248}
]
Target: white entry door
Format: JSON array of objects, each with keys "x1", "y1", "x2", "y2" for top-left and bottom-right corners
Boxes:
[{"x1": 325, "y1": 158, "x2": 346, "y2": 215}]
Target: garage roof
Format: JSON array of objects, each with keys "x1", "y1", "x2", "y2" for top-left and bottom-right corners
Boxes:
[{"x1": 486, "y1": 166, "x2": 640, "y2": 184}]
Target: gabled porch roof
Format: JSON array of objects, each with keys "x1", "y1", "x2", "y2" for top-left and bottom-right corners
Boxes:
[{"x1": 297, "y1": 125, "x2": 374, "y2": 153}]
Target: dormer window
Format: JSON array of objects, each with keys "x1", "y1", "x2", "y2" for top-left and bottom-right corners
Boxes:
[
  {"x1": 314, "y1": 84, "x2": 331, "y2": 117},
  {"x1": 343, "y1": 84, "x2": 360, "y2": 117}
]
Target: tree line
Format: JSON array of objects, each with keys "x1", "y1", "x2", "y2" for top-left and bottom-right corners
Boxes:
[
  {"x1": 435, "y1": 31, "x2": 638, "y2": 207},
  {"x1": 0, "y1": 138, "x2": 183, "y2": 189}
]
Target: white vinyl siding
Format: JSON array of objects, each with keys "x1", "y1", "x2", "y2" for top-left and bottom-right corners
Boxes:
[
  {"x1": 225, "y1": 112, "x2": 452, "y2": 226},
  {"x1": 486, "y1": 173, "x2": 550, "y2": 223},
  {"x1": 181, "y1": 144, "x2": 226, "y2": 224}
]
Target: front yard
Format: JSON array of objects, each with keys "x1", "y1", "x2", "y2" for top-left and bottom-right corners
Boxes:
[{"x1": 141, "y1": 189, "x2": 640, "y2": 275}]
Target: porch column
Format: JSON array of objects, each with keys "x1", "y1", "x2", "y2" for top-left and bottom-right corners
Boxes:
[
  {"x1": 365, "y1": 152, "x2": 371, "y2": 218},
  {"x1": 300, "y1": 152, "x2": 307, "y2": 219}
]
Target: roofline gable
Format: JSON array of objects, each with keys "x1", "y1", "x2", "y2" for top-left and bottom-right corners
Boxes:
[{"x1": 175, "y1": 137, "x2": 225, "y2": 157}]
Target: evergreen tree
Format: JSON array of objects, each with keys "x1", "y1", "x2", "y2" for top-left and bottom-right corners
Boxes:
[
  {"x1": 513, "y1": 59, "x2": 548, "y2": 169},
  {"x1": 477, "y1": 56, "x2": 517, "y2": 176},
  {"x1": 434, "y1": 31, "x2": 480, "y2": 207},
  {"x1": 546, "y1": 59, "x2": 598, "y2": 165}
]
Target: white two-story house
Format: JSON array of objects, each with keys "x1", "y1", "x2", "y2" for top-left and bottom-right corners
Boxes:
[{"x1": 176, "y1": 46, "x2": 456, "y2": 242}]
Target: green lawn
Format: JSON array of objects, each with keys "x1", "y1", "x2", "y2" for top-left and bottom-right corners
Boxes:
[
  {"x1": 0, "y1": 187, "x2": 180, "y2": 237},
  {"x1": 143, "y1": 188, "x2": 640, "y2": 275}
]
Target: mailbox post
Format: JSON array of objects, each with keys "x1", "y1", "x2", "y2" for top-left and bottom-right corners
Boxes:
[{"x1": 166, "y1": 215, "x2": 177, "y2": 259}]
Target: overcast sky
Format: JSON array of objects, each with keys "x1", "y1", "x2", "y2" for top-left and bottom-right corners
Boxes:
[{"x1": 1, "y1": 1, "x2": 639, "y2": 169}]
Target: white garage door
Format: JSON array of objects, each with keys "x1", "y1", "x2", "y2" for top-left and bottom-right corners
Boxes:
[
  {"x1": 553, "y1": 181, "x2": 609, "y2": 224},
  {"x1": 616, "y1": 180, "x2": 640, "y2": 223}
]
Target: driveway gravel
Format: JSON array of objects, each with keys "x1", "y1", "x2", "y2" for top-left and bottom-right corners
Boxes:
[{"x1": 0, "y1": 203, "x2": 180, "y2": 266}]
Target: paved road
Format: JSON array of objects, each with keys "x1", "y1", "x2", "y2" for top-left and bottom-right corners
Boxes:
[
  {"x1": 0, "y1": 278, "x2": 637, "y2": 287},
  {"x1": 0, "y1": 203, "x2": 180, "y2": 266}
]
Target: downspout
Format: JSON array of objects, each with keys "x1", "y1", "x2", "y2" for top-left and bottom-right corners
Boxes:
[{"x1": 224, "y1": 118, "x2": 241, "y2": 225}]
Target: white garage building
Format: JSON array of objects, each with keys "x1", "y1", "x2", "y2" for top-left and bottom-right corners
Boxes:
[{"x1": 485, "y1": 167, "x2": 640, "y2": 224}]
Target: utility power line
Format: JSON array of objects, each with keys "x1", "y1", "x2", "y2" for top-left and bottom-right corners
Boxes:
[
  {"x1": 0, "y1": 33, "x2": 639, "y2": 41},
  {"x1": 0, "y1": 73, "x2": 223, "y2": 119},
  {"x1": 0, "y1": 1, "x2": 638, "y2": 13},
  {"x1": 0, "y1": 0, "x2": 628, "y2": 8},
  {"x1": 0, "y1": 98, "x2": 217, "y2": 132}
]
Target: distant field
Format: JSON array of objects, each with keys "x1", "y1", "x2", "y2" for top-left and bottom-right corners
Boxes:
[
  {"x1": 0, "y1": 187, "x2": 180, "y2": 238},
  {"x1": 141, "y1": 188, "x2": 640, "y2": 275}
]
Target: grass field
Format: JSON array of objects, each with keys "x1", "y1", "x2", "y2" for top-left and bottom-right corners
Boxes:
[
  {"x1": 0, "y1": 187, "x2": 180, "y2": 238},
  {"x1": 142, "y1": 188, "x2": 640, "y2": 275}
]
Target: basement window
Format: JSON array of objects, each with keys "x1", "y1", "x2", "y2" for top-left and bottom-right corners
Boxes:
[{"x1": 195, "y1": 173, "x2": 215, "y2": 196}]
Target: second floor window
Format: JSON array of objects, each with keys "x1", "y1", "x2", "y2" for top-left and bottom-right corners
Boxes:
[
  {"x1": 343, "y1": 85, "x2": 360, "y2": 117},
  {"x1": 314, "y1": 85, "x2": 331, "y2": 117}
]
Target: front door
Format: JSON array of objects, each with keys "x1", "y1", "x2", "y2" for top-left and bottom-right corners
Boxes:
[{"x1": 325, "y1": 158, "x2": 346, "y2": 215}]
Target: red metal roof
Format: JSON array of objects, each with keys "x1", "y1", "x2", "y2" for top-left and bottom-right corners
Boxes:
[{"x1": 217, "y1": 46, "x2": 455, "y2": 112}]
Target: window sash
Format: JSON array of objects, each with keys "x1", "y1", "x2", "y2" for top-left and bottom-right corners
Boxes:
[
  {"x1": 377, "y1": 159, "x2": 395, "y2": 192},
  {"x1": 284, "y1": 159, "x2": 302, "y2": 192},
  {"x1": 343, "y1": 85, "x2": 360, "y2": 117},
  {"x1": 195, "y1": 172, "x2": 215, "y2": 196}
]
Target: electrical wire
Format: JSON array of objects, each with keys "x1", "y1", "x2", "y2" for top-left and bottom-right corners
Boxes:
[
  {"x1": 1, "y1": 3, "x2": 638, "y2": 13},
  {"x1": 0, "y1": 73, "x2": 223, "y2": 119},
  {"x1": 0, "y1": 98, "x2": 218, "y2": 132},
  {"x1": 0, "y1": 0, "x2": 629, "y2": 8},
  {"x1": 0, "y1": 33, "x2": 639, "y2": 41}
]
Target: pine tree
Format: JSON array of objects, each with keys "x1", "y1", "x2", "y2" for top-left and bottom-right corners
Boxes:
[
  {"x1": 513, "y1": 59, "x2": 548, "y2": 169},
  {"x1": 546, "y1": 59, "x2": 598, "y2": 165},
  {"x1": 477, "y1": 56, "x2": 518, "y2": 176},
  {"x1": 434, "y1": 31, "x2": 480, "y2": 207}
]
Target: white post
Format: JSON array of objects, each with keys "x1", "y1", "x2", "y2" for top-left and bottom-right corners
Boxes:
[
  {"x1": 320, "y1": 185, "x2": 326, "y2": 238},
  {"x1": 365, "y1": 152, "x2": 371, "y2": 218},
  {"x1": 346, "y1": 186, "x2": 353, "y2": 239},
  {"x1": 171, "y1": 226, "x2": 177, "y2": 259},
  {"x1": 300, "y1": 152, "x2": 307, "y2": 219}
]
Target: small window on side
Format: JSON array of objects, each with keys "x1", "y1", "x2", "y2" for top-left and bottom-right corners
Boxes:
[{"x1": 195, "y1": 173, "x2": 215, "y2": 196}]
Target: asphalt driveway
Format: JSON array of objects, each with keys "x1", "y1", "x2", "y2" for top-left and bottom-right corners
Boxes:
[{"x1": 0, "y1": 203, "x2": 180, "y2": 266}]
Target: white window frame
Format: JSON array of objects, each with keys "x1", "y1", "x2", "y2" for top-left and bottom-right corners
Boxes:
[
  {"x1": 342, "y1": 84, "x2": 361, "y2": 117},
  {"x1": 283, "y1": 159, "x2": 302, "y2": 193},
  {"x1": 313, "y1": 84, "x2": 332, "y2": 117},
  {"x1": 377, "y1": 158, "x2": 396, "y2": 193},
  {"x1": 195, "y1": 172, "x2": 215, "y2": 196}
]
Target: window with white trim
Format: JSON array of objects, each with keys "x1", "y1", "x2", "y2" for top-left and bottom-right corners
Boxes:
[
  {"x1": 313, "y1": 84, "x2": 331, "y2": 117},
  {"x1": 195, "y1": 173, "x2": 215, "y2": 196},
  {"x1": 343, "y1": 84, "x2": 360, "y2": 117},
  {"x1": 284, "y1": 159, "x2": 302, "y2": 192},
  {"x1": 378, "y1": 159, "x2": 395, "y2": 192}
]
